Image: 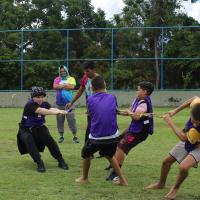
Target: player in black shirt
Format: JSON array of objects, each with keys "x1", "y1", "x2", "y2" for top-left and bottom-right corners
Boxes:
[{"x1": 17, "y1": 87, "x2": 69, "y2": 172}]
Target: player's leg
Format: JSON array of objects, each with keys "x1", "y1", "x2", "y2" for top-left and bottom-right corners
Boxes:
[
  {"x1": 56, "y1": 106, "x2": 65, "y2": 143},
  {"x1": 146, "y1": 141, "x2": 187, "y2": 189},
  {"x1": 146, "y1": 155, "x2": 176, "y2": 189},
  {"x1": 19, "y1": 129, "x2": 45, "y2": 172},
  {"x1": 106, "y1": 156, "x2": 128, "y2": 186},
  {"x1": 107, "y1": 132, "x2": 142, "y2": 181},
  {"x1": 40, "y1": 126, "x2": 68, "y2": 170},
  {"x1": 66, "y1": 112, "x2": 79, "y2": 143},
  {"x1": 166, "y1": 151, "x2": 199, "y2": 200},
  {"x1": 75, "y1": 157, "x2": 91, "y2": 184},
  {"x1": 76, "y1": 140, "x2": 97, "y2": 183}
]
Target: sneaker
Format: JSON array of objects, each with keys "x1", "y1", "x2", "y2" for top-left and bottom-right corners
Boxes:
[
  {"x1": 106, "y1": 170, "x2": 117, "y2": 181},
  {"x1": 113, "y1": 176, "x2": 119, "y2": 182},
  {"x1": 58, "y1": 136, "x2": 64, "y2": 143},
  {"x1": 73, "y1": 136, "x2": 79, "y2": 143},
  {"x1": 58, "y1": 160, "x2": 69, "y2": 170},
  {"x1": 104, "y1": 165, "x2": 112, "y2": 171},
  {"x1": 36, "y1": 159, "x2": 46, "y2": 173}
]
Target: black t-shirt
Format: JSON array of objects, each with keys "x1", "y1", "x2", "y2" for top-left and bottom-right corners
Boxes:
[{"x1": 21, "y1": 100, "x2": 51, "y2": 127}]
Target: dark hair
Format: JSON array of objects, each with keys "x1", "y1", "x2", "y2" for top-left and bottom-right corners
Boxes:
[
  {"x1": 82, "y1": 61, "x2": 95, "y2": 70},
  {"x1": 191, "y1": 103, "x2": 200, "y2": 121},
  {"x1": 59, "y1": 65, "x2": 66, "y2": 70},
  {"x1": 31, "y1": 87, "x2": 46, "y2": 98},
  {"x1": 138, "y1": 81, "x2": 154, "y2": 95},
  {"x1": 91, "y1": 76, "x2": 105, "y2": 91}
]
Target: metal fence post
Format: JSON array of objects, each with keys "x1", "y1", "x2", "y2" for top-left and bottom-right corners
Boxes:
[
  {"x1": 66, "y1": 29, "x2": 69, "y2": 68},
  {"x1": 160, "y1": 27, "x2": 164, "y2": 90},
  {"x1": 20, "y1": 30, "x2": 24, "y2": 90},
  {"x1": 110, "y1": 28, "x2": 114, "y2": 90}
]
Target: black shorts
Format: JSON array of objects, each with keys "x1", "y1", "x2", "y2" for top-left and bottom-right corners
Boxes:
[
  {"x1": 81, "y1": 138, "x2": 119, "y2": 159},
  {"x1": 117, "y1": 131, "x2": 148, "y2": 155}
]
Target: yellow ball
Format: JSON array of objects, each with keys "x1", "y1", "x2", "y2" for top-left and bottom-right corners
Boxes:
[
  {"x1": 187, "y1": 128, "x2": 200, "y2": 144},
  {"x1": 190, "y1": 98, "x2": 200, "y2": 108}
]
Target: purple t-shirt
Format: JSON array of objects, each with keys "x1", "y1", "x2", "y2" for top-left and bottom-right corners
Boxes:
[{"x1": 87, "y1": 92, "x2": 118, "y2": 139}]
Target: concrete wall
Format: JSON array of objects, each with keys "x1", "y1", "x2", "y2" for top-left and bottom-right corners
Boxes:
[{"x1": 0, "y1": 90, "x2": 199, "y2": 107}]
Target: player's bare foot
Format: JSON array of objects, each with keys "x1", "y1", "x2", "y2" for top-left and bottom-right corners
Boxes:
[
  {"x1": 145, "y1": 182, "x2": 165, "y2": 189},
  {"x1": 75, "y1": 176, "x2": 89, "y2": 184},
  {"x1": 165, "y1": 188, "x2": 177, "y2": 200}
]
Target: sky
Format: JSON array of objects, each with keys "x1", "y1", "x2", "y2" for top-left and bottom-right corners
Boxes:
[{"x1": 91, "y1": 0, "x2": 200, "y2": 22}]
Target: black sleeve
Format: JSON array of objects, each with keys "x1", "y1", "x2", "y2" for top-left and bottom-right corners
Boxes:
[
  {"x1": 44, "y1": 102, "x2": 51, "y2": 109},
  {"x1": 24, "y1": 102, "x2": 40, "y2": 115}
]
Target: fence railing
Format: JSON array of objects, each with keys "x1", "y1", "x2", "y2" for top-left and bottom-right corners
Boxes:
[{"x1": 0, "y1": 26, "x2": 200, "y2": 90}]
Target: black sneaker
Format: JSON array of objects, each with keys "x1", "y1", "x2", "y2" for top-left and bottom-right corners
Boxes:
[
  {"x1": 58, "y1": 160, "x2": 69, "y2": 170},
  {"x1": 104, "y1": 165, "x2": 112, "y2": 171},
  {"x1": 36, "y1": 159, "x2": 46, "y2": 173},
  {"x1": 106, "y1": 170, "x2": 117, "y2": 181},
  {"x1": 73, "y1": 136, "x2": 79, "y2": 143},
  {"x1": 58, "y1": 136, "x2": 64, "y2": 143}
]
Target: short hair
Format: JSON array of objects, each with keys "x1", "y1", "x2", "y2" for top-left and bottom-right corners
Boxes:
[
  {"x1": 31, "y1": 87, "x2": 46, "y2": 98},
  {"x1": 138, "y1": 81, "x2": 154, "y2": 95},
  {"x1": 82, "y1": 61, "x2": 95, "y2": 70},
  {"x1": 91, "y1": 76, "x2": 105, "y2": 91},
  {"x1": 191, "y1": 103, "x2": 200, "y2": 121}
]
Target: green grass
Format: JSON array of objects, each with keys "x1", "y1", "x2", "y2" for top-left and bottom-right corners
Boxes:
[{"x1": 0, "y1": 107, "x2": 199, "y2": 200}]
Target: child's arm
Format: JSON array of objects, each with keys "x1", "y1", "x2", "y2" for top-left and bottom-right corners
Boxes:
[
  {"x1": 168, "y1": 96, "x2": 198, "y2": 117},
  {"x1": 66, "y1": 85, "x2": 85, "y2": 109},
  {"x1": 35, "y1": 107, "x2": 67, "y2": 115},
  {"x1": 128, "y1": 110, "x2": 145, "y2": 120},
  {"x1": 163, "y1": 114, "x2": 187, "y2": 141},
  {"x1": 117, "y1": 106, "x2": 132, "y2": 116}
]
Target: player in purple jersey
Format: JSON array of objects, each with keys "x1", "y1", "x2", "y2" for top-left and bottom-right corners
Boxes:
[
  {"x1": 17, "y1": 87, "x2": 69, "y2": 173},
  {"x1": 75, "y1": 76, "x2": 128, "y2": 186},
  {"x1": 146, "y1": 97, "x2": 200, "y2": 200},
  {"x1": 107, "y1": 81, "x2": 154, "y2": 183}
]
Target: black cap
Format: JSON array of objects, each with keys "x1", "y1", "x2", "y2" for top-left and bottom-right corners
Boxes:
[{"x1": 31, "y1": 87, "x2": 46, "y2": 98}]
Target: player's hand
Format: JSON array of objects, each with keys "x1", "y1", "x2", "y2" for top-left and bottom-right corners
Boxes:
[
  {"x1": 167, "y1": 109, "x2": 176, "y2": 117},
  {"x1": 163, "y1": 113, "x2": 172, "y2": 125},
  {"x1": 56, "y1": 110, "x2": 67, "y2": 115},
  {"x1": 65, "y1": 102, "x2": 73, "y2": 109}
]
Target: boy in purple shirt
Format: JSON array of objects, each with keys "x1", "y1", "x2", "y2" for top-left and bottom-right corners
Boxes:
[
  {"x1": 146, "y1": 97, "x2": 200, "y2": 200},
  {"x1": 107, "y1": 81, "x2": 154, "y2": 182},
  {"x1": 17, "y1": 87, "x2": 69, "y2": 172},
  {"x1": 75, "y1": 76, "x2": 128, "y2": 186}
]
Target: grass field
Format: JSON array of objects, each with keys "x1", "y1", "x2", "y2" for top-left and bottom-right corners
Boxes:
[{"x1": 0, "y1": 107, "x2": 200, "y2": 200}]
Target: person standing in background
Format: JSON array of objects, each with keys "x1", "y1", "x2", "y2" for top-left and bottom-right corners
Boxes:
[
  {"x1": 66, "y1": 61, "x2": 98, "y2": 144},
  {"x1": 53, "y1": 65, "x2": 79, "y2": 144}
]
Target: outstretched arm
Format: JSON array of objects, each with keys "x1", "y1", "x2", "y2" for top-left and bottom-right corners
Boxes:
[
  {"x1": 168, "y1": 96, "x2": 198, "y2": 117},
  {"x1": 163, "y1": 114, "x2": 187, "y2": 141},
  {"x1": 35, "y1": 107, "x2": 66, "y2": 115}
]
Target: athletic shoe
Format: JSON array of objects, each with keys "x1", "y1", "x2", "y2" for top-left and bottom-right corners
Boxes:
[
  {"x1": 58, "y1": 159, "x2": 69, "y2": 170},
  {"x1": 73, "y1": 136, "x2": 79, "y2": 143},
  {"x1": 58, "y1": 136, "x2": 64, "y2": 143},
  {"x1": 36, "y1": 159, "x2": 46, "y2": 173},
  {"x1": 106, "y1": 170, "x2": 117, "y2": 181}
]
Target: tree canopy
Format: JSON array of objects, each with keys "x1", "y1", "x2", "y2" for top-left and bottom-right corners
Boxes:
[{"x1": 0, "y1": 0, "x2": 200, "y2": 90}]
